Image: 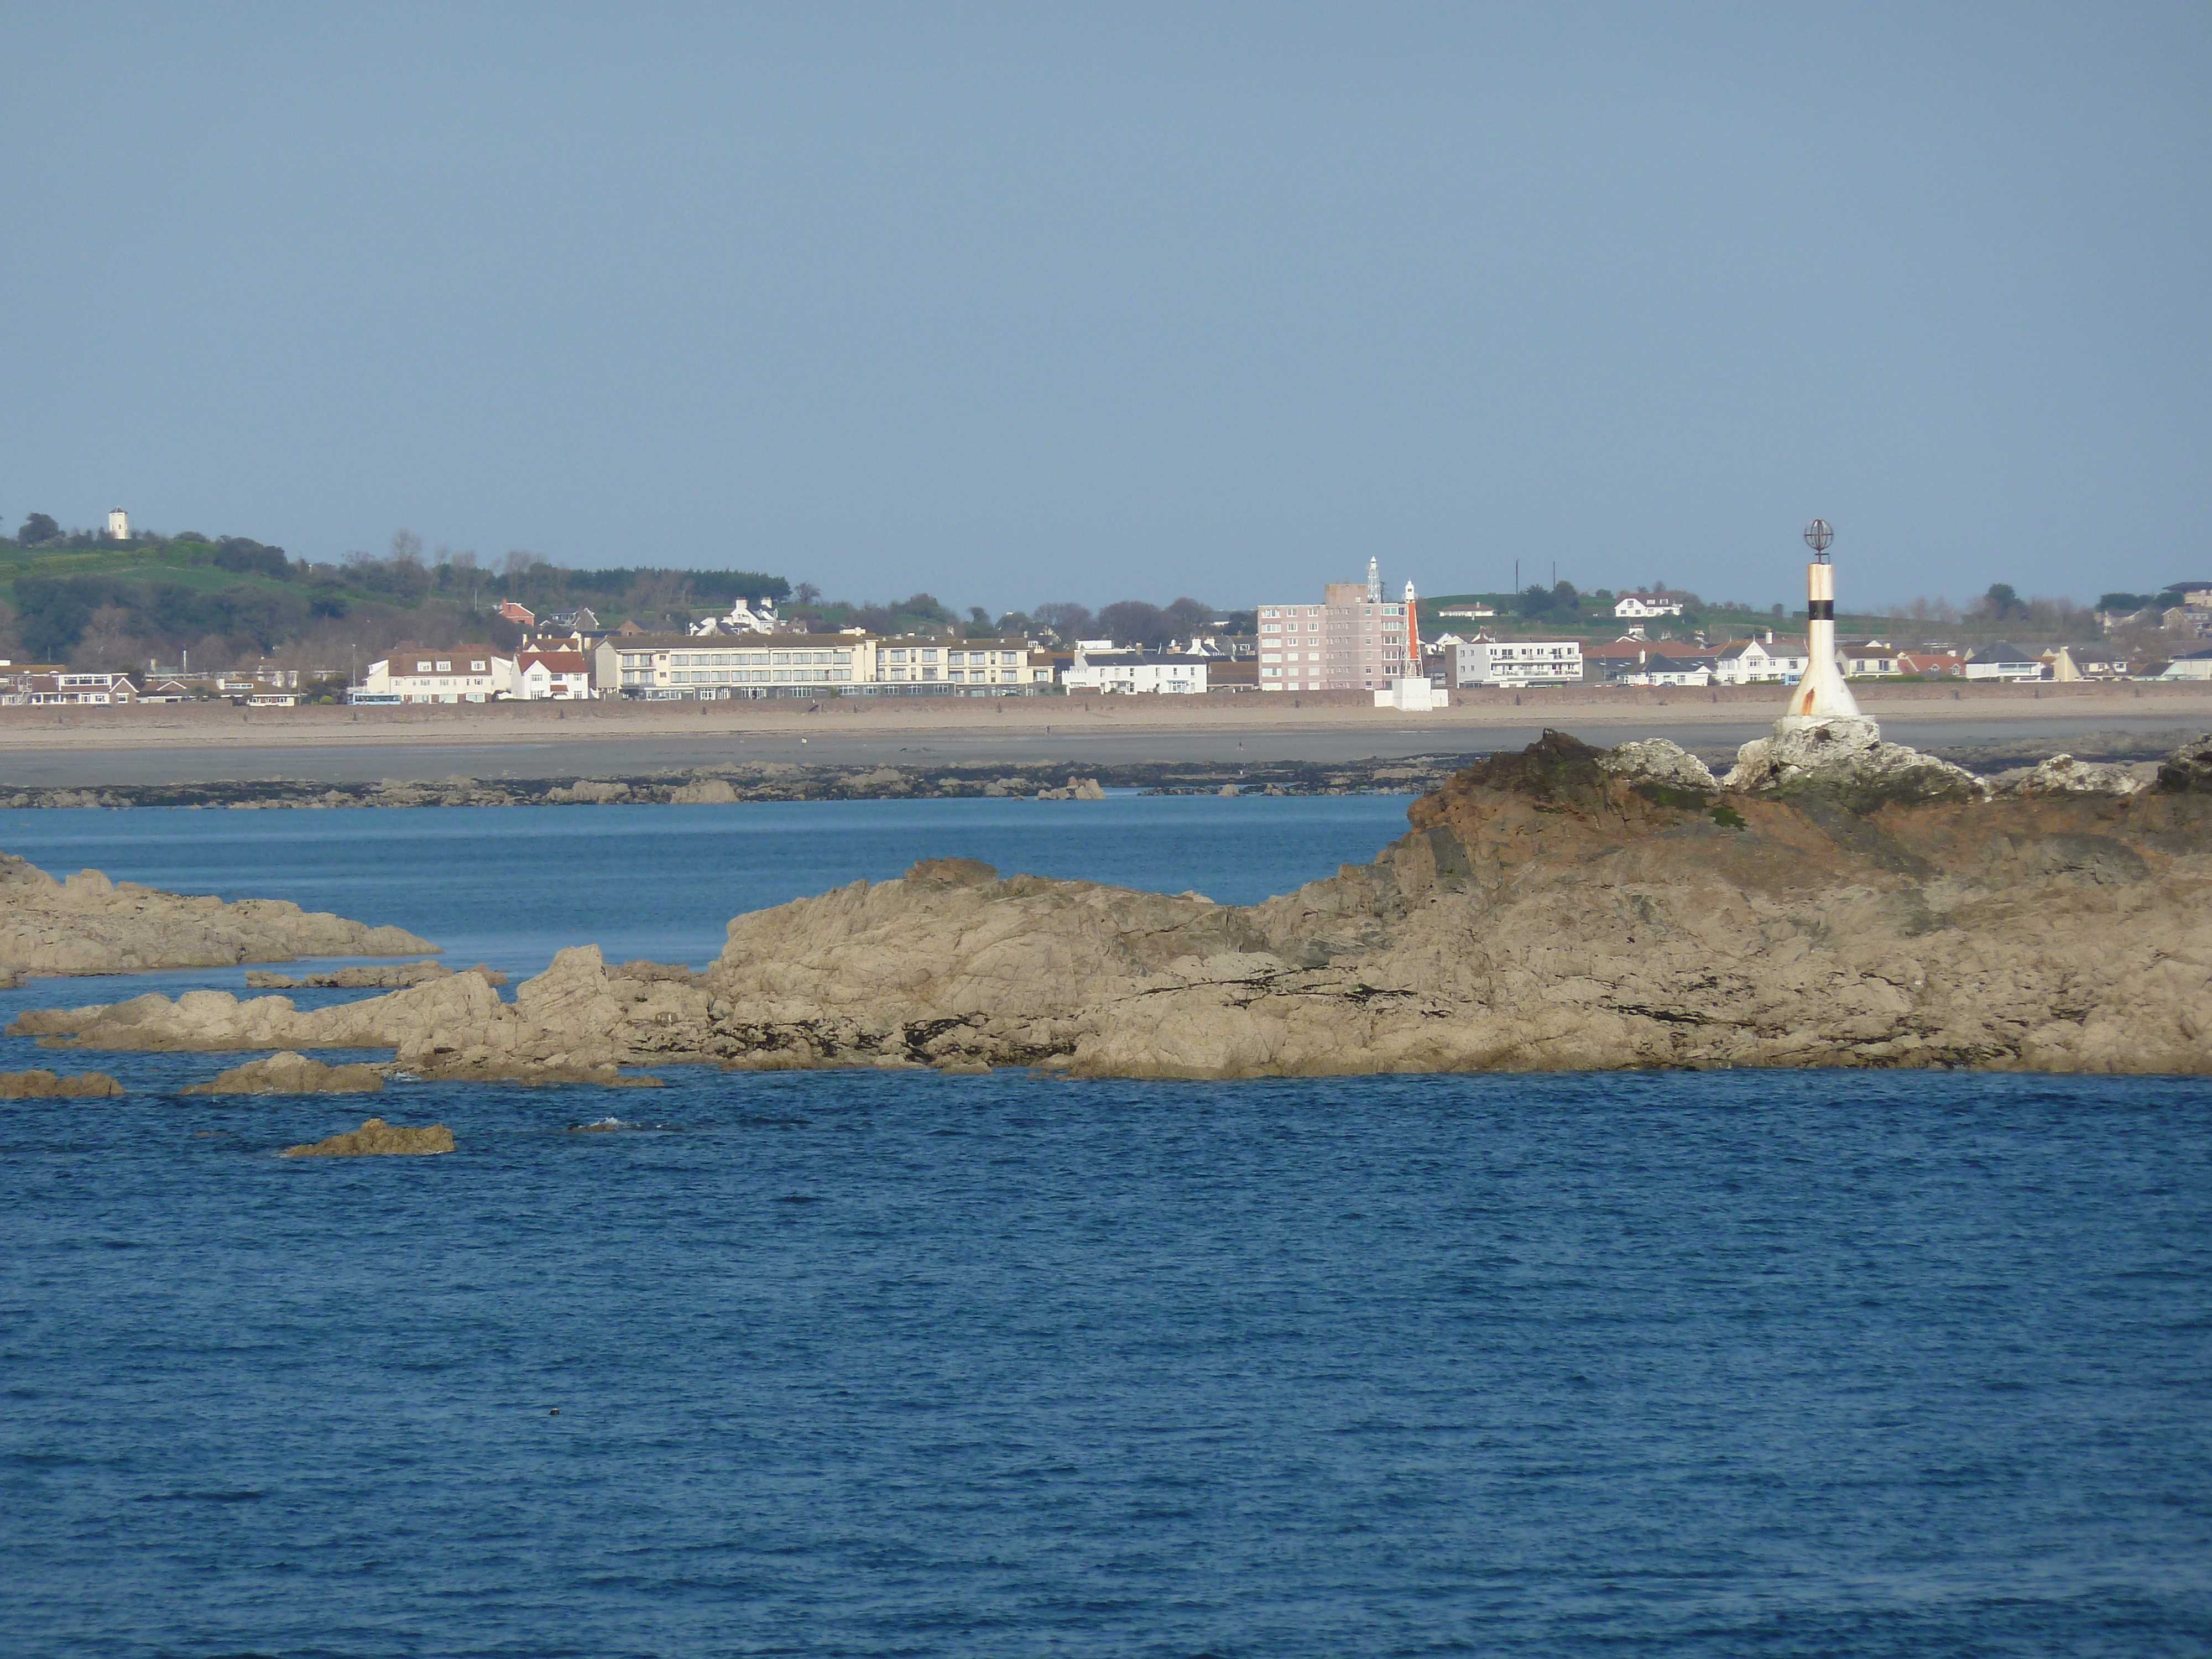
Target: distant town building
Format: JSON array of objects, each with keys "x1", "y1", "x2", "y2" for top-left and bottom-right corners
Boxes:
[
  {"x1": 688, "y1": 596, "x2": 782, "y2": 637},
  {"x1": 597, "y1": 633, "x2": 876, "y2": 696},
  {"x1": 2047, "y1": 644, "x2": 2130, "y2": 681},
  {"x1": 360, "y1": 645, "x2": 515, "y2": 703},
  {"x1": 107, "y1": 507, "x2": 130, "y2": 540},
  {"x1": 1614, "y1": 590, "x2": 1687, "y2": 619},
  {"x1": 1443, "y1": 638, "x2": 1583, "y2": 688},
  {"x1": 2156, "y1": 648, "x2": 2212, "y2": 681},
  {"x1": 1896, "y1": 651, "x2": 1966, "y2": 677},
  {"x1": 1435, "y1": 603, "x2": 1496, "y2": 620},
  {"x1": 1964, "y1": 642, "x2": 2044, "y2": 682},
  {"x1": 1255, "y1": 565, "x2": 1415, "y2": 691},
  {"x1": 874, "y1": 638, "x2": 1045, "y2": 688},
  {"x1": 514, "y1": 649, "x2": 592, "y2": 700},
  {"x1": 496, "y1": 601, "x2": 536, "y2": 626},
  {"x1": 1841, "y1": 644, "x2": 1902, "y2": 678},
  {"x1": 1061, "y1": 652, "x2": 1208, "y2": 694},
  {"x1": 1709, "y1": 636, "x2": 1811, "y2": 686},
  {"x1": 1617, "y1": 653, "x2": 1714, "y2": 688}
]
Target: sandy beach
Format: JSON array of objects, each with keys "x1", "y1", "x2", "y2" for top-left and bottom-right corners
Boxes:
[{"x1": 1, "y1": 681, "x2": 2206, "y2": 786}]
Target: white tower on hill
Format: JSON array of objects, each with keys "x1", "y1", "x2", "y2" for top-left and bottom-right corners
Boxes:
[
  {"x1": 1783, "y1": 519, "x2": 1860, "y2": 723},
  {"x1": 107, "y1": 507, "x2": 129, "y2": 540}
]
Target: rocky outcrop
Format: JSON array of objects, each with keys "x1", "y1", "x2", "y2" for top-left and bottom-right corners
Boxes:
[
  {"x1": 1036, "y1": 777, "x2": 1107, "y2": 801},
  {"x1": 668, "y1": 778, "x2": 739, "y2": 805},
  {"x1": 281, "y1": 1118, "x2": 453, "y2": 1157},
  {"x1": 244, "y1": 962, "x2": 505, "y2": 989},
  {"x1": 0, "y1": 854, "x2": 436, "y2": 984},
  {"x1": 182, "y1": 1052, "x2": 385, "y2": 1094},
  {"x1": 0, "y1": 1070, "x2": 124, "y2": 1098},
  {"x1": 2157, "y1": 733, "x2": 2212, "y2": 793},
  {"x1": 1599, "y1": 738, "x2": 1718, "y2": 791},
  {"x1": 2011, "y1": 754, "x2": 2152, "y2": 797},
  {"x1": 18, "y1": 729, "x2": 2212, "y2": 1077},
  {"x1": 1720, "y1": 716, "x2": 1987, "y2": 805}
]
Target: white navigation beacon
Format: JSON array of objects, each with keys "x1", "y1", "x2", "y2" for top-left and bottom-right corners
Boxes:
[{"x1": 1783, "y1": 518, "x2": 1860, "y2": 722}]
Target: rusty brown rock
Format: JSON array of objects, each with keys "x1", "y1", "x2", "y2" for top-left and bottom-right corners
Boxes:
[
  {"x1": 0, "y1": 1069, "x2": 125, "y2": 1098},
  {"x1": 280, "y1": 1117, "x2": 454, "y2": 1157},
  {"x1": 182, "y1": 1052, "x2": 385, "y2": 1095}
]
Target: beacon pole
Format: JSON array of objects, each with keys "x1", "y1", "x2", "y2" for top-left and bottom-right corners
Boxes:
[{"x1": 1784, "y1": 518, "x2": 1861, "y2": 722}]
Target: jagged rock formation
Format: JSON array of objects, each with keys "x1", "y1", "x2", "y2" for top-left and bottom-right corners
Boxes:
[
  {"x1": 244, "y1": 962, "x2": 505, "y2": 990},
  {"x1": 1599, "y1": 738, "x2": 1718, "y2": 792},
  {"x1": 281, "y1": 1118, "x2": 454, "y2": 1157},
  {"x1": 182, "y1": 1052, "x2": 385, "y2": 1094},
  {"x1": 0, "y1": 853, "x2": 436, "y2": 985},
  {"x1": 1720, "y1": 716, "x2": 1986, "y2": 804},
  {"x1": 0, "y1": 1070, "x2": 124, "y2": 1098},
  {"x1": 2012, "y1": 754, "x2": 2152, "y2": 797},
  {"x1": 15, "y1": 731, "x2": 2212, "y2": 1076}
]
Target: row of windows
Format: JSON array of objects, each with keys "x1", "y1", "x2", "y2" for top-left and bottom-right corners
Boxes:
[
  {"x1": 881, "y1": 649, "x2": 1024, "y2": 665},
  {"x1": 659, "y1": 668, "x2": 853, "y2": 684},
  {"x1": 410, "y1": 659, "x2": 489, "y2": 674},
  {"x1": 1259, "y1": 605, "x2": 1404, "y2": 622},
  {"x1": 627, "y1": 650, "x2": 854, "y2": 669}
]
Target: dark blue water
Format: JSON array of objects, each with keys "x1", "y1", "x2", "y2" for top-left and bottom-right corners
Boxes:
[
  {"x1": 2, "y1": 805, "x2": 2208, "y2": 1656},
  {"x1": 0, "y1": 795, "x2": 1415, "y2": 977}
]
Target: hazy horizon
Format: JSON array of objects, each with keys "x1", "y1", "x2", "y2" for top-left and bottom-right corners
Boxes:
[{"x1": 4, "y1": 3, "x2": 2206, "y2": 617}]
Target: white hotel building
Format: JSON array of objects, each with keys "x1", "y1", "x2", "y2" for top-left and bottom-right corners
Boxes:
[
  {"x1": 591, "y1": 634, "x2": 1051, "y2": 696},
  {"x1": 1443, "y1": 638, "x2": 1583, "y2": 688}
]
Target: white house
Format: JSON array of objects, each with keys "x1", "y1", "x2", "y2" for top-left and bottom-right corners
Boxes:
[
  {"x1": 1061, "y1": 651, "x2": 1208, "y2": 693},
  {"x1": 514, "y1": 649, "x2": 592, "y2": 700},
  {"x1": 361, "y1": 644, "x2": 516, "y2": 703},
  {"x1": 1443, "y1": 638, "x2": 1582, "y2": 688},
  {"x1": 2157, "y1": 648, "x2": 2212, "y2": 681},
  {"x1": 1710, "y1": 636, "x2": 1812, "y2": 685},
  {"x1": 1618, "y1": 653, "x2": 1713, "y2": 688},
  {"x1": 1614, "y1": 591, "x2": 1686, "y2": 619},
  {"x1": 1964, "y1": 641, "x2": 2044, "y2": 682}
]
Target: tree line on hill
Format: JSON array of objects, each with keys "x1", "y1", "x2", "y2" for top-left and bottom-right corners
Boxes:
[{"x1": 0, "y1": 515, "x2": 1241, "y2": 671}]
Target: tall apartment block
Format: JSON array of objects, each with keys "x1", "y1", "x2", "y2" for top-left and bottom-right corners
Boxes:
[{"x1": 1256, "y1": 559, "x2": 1415, "y2": 692}]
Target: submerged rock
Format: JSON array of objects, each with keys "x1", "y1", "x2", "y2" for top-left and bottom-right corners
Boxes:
[
  {"x1": 0, "y1": 1069, "x2": 124, "y2": 1098},
  {"x1": 280, "y1": 1117, "x2": 454, "y2": 1157},
  {"x1": 183, "y1": 1052, "x2": 385, "y2": 1095}
]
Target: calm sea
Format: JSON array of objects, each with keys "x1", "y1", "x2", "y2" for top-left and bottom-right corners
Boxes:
[{"x1": 1, "y1": 799, "x2": 2207, "y2": 1656}]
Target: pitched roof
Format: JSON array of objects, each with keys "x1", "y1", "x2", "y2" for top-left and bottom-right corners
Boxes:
[{"x1": 518, "y1": 651, "x2": 588, "y2": 672}]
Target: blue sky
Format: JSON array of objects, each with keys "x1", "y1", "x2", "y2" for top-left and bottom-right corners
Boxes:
[{"x1": 3, "y1": 3, "x2": 2205, "y2": 613}]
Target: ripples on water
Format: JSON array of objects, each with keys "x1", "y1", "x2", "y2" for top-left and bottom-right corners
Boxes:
[{"x1": 0, "y1": 802, "x2": 2207, "y2": 1654}]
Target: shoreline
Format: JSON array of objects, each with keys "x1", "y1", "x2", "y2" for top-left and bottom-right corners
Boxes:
[{"x1": 1, "y1": 682, "x2": 2205, "y2": 789}]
